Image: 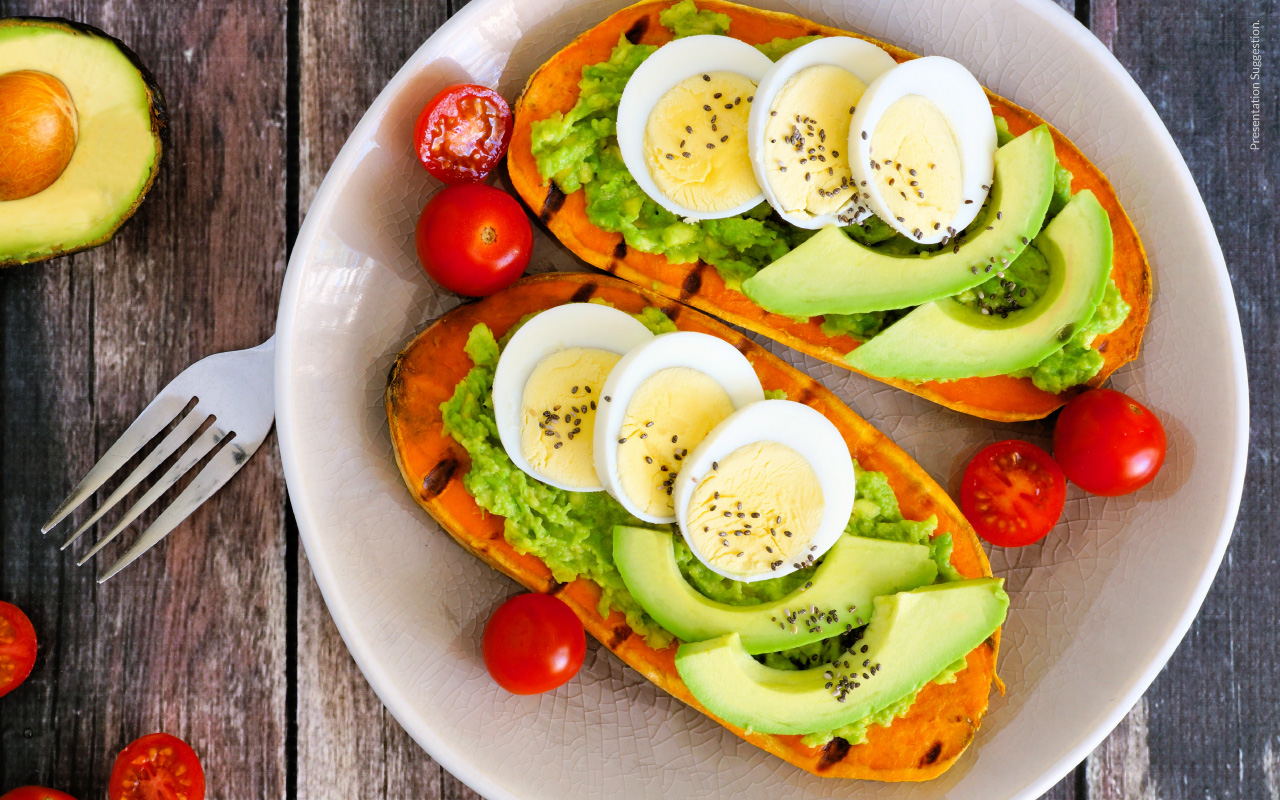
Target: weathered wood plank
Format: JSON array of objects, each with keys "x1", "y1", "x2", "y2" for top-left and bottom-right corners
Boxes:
[
  {"x1": 294, "y1": 0, "x2": 475, "y2": 797},
  {"x1": 0, "y1": 0, "x2": 289, "y2": 797}
]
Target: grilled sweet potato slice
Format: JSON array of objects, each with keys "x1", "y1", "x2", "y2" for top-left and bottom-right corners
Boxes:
[
  {"x1": 508, "y1": 0, "x2": 1151, "y2": 422},
  {"x1": 386, "y1": 273, "x2": 1001, "y2": 781}
]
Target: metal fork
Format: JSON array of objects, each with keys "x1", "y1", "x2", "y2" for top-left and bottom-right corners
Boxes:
[{"x1": 41, "y1": 337, "x2": 277, "y2": 583}]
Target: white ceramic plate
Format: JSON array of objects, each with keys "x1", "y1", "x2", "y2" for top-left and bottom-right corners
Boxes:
[{"x1": 274, "y1": 1, "x2": 1248, "y2": 798}]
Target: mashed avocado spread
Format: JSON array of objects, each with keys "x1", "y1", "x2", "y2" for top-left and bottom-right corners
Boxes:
[
  {"x1": 529, "y1": 0, "x2": 1129, "y2": 393},
  {"x1": 440, "y1": 307, "x2": 963, "y2": 742}
]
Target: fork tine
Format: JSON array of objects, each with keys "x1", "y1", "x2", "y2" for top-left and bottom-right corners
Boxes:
[
  {"x1": 77, "y1": 424, "x2": 228, "y2": 566},
  {"x1": 98, "y1": 440, "x2": 253, "y2": 584},
  {"x1": 42, "y1": 394, "x2": 192, "y2": 533},
  {"x1": 60, "y1": 405, "x2": 210, "y2": 550}
]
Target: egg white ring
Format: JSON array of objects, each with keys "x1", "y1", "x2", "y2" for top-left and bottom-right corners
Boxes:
[
  {"x1": 747, "y1": 36, "x2": 898, "y2": 230},
  {"x1": 847, "y1": 56, "x2": 997, "y2": 244},
  {"x1": 594, "y1": 331, "x2": 765, "y2": 523},
  {"x1": 616, "y1": 35, "x2": 774, "y2": 221},
  {"x1": 672, "y1": 399, "x2": 856, "y2": 583},
  {"x1": 492, "y1": 303, "x2": 656, "y2": 492}
]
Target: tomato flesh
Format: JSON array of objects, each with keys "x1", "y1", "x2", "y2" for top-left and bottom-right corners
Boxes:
[
  {"x1": 108, "y1": 733, "x2": 206, "y2": 800},
  {"x1": 961, "y1": 440, "x2": 1067, "y2": 548},
  {"x1": 1054, "y1": 388, "x2": 1167, "y2": 496},
  {"x1": 415, "y1": 183, "x2": 532, "y2": 296},
  {"x1": 0, "y1": 601, "x2": 37, "y2": 698},
  {"x1": 0, "y1": 787, "x2": 78, "y2": 800},
  {"x1": 414, "y1": 84, "x2": 512, "y2": 184},
  {"x1": 482, "y1": 593, "x2": 586, "y2": 695}
]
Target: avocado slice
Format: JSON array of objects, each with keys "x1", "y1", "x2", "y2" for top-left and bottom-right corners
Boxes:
[
  {"x1": 614, "y1": 525, "x2": 937, "y2": 654},
  {"x1": 846, "y1": 190, "x2": 1113, "y2": 382},
  {"x1": 740, "y1": 126, "x2": 1056, "y2": 316},
  {"x1": 674, "y1": 578, "x2": 1008, "y2": 735},
  {"x1": 0, "y1": 17, "x2": 165, "y2": 266}
]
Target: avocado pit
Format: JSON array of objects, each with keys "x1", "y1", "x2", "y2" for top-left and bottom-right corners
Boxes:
[{"x1": 0, "y1": 69, "x2": 78, "y2": 201}]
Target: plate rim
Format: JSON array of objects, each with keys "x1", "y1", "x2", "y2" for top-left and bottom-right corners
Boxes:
[{"x1": 273, "y1": 0, "x2": 1250, "y2": 797}]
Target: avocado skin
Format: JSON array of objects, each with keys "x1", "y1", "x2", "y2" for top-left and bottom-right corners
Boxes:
[{"x1": 0, "y1": 16, "x2": 167, "y2": 267}]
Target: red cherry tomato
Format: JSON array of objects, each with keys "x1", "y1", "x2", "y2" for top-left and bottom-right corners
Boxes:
[
  {"x1": 415, "y1": 183, "x2": 532, "y2": 296},
  {"x1": 414, "y1": 83, "x2": 512, "y2": 184},
  {"x1": 0, "y1": 601, "x2": 37, "y2": 699},
  {"x1": 1054, "y1": 388, "x2": 1167, "y2": 496},
  {"x1": 0, "y1": 788, "x2": 78, "y2": 800},
  {"x1": 482, "y1": 593, "x2": 586, "y2": 695},
  {"x1": 108, "y1": 733, "x2": 206, "y2": 800},
  {"x1": 961, "y1": 440, "x2": 1067, "y2": 548}
]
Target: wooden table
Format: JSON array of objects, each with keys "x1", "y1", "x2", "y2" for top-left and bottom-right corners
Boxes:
[{"x1": 0, "y1": 0, "x2": 1273, "y2": 797}]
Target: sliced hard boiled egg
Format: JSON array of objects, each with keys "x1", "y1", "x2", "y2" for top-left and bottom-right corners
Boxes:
[
  {"x1": 493, "y1": 303, "x2": 655, "y2": 492},
  {"x1": 616, "y1": 35, "x2": 773, "y2": 220},
  {"x1": 747, "y1": 37, "x2": 898, "y2": 229},
  {"x1": 673, "y1": 400, "x2": 856, "y2": 582},
  {"x1": 594, "y1": 332, "x2": 764, "y2": 523},
  {"x1": 847, "y1": 56, "x2": 997, "y2": 244}
]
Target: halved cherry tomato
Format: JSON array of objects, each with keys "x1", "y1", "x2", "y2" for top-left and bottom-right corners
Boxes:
[
  {"x1": 1054, "y1": 388, "x2": 1167, "y2": 496},
  {"x1": 961, "y1": 440, "x2": 1067, "y2": 547},
  {"x1": 482, "y1": 593, "x2": 586, "y2": 695},
  {"x1": 108, "y1": 733, "x2": 206, "y2": 800},
  {"x1": 0, "y1": 787, "x2": 78, "y2": 800},
  {"x1": 0, "y1": 601, "x2": 37, "y2": 698},
  {"x1": 414, "y1": 83, "x2": 512, "y2": 184},
  {"x1": 415, "y1": 183, "x2": 532, "y2": 296}
]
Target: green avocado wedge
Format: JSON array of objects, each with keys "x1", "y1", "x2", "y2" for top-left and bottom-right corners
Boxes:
[
  {"x1": 614, "y1": 525, "x2": 937, "y2": 655},
  {"x1": 674, "y1": 579, "x2": 1009, "y2": 736},
  {"x1": 847, "y1": 190, "x2": 1113, "y2": 382},
  {"x1": 740, "y1": 126, "x2": 1057, "y2": 316}
]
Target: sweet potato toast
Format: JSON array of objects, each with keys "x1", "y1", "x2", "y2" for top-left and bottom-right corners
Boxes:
[
  {"x1": 507, "y1": 0, "x2": 1151, "y2": 422},
  {"x1": 386, "y1": 273, "x2": 1001, "y2": 781}
]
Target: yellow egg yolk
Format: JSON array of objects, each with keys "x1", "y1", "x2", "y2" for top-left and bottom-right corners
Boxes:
[
  {"x1": 686, "y1": 440, "x2": 824, "y2": 577},
  {"x1": 869, "y1": 95, "x2": 963, "y2": 239},
  {"x1": 644, "y1": 70, "x2": 760, "y2": 214},
  {"x1": 520, "y1": 347, "x2": 618, "y2": 489},
  {"x1": 617, "y1": 367, "x2": 735, "y2": 516},
  {"x1": 762, "y1": 65, "x2": 865, "y2": 217}
]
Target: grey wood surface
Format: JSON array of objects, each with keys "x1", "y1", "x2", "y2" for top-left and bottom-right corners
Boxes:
[{"x1": 0, "y1": 0, "x2": 1275, "y2": 798}]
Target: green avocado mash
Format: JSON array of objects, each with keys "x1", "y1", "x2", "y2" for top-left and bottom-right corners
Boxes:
[
  {"x1": 438, "y1": 308, "x2": 966, "y2": 739},
  {"x1": 528, "y1": 0, "x2": 1128, "y2": 391}
]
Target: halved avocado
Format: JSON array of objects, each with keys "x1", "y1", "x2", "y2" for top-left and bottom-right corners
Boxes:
[
  {"x1": 613, "y1": 525, "x2": 937, "y2": 654},
  {"x1": 740, "y1": 127, "x2": 1056, "y2": 316},
  {"x1": 0, "y1": 17, "x2": 165, "y2": 266},
  {"x1": 673, "y1": 579, "x2": 1008, "y2": 736},
  {"x1": 847, "y1": 190, "x2": 1113, "y2": 382}
]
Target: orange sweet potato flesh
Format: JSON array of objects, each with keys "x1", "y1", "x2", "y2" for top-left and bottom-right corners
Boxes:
[
  {"x1": 386, "y1": 273, "x2": 1001, "y2": 781},
  {"x1": 508, "y1": 0, "x2": 1151, "y2": 422}
]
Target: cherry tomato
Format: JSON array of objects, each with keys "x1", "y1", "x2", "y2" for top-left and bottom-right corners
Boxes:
[
  {"x1": 1054, "y1": 388, "x2": 1167, "y2": 496},
  {"x1": 0, "y1": 788, "x2": 78, "y2": 800},
  {"x1": 0, "y1": 601, "x2": 37, "y2": 699},
  {"x1": 961, "y1": 440, "x2": 1067, "y2": 547},
  {"x1": 414, "y1": 84, "x2": 512, "y2": 184},
  {"x1": 482, "y1": 593, "x2": 586, "y2": 695},
  {"x1": 108, "y1": 733, "x2": 206, "y2": 800},
  {"x1": 415, "y1": 183, "x2": 532, "y2": 296}
]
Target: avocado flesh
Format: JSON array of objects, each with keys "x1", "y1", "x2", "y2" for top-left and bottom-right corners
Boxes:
[
  {"x1": 740, "y1": 127, "x2": 1056, "y2": 316},
  {"x1": 0, "y1": 18, "x2": 164, "y2": 266},
  {"x1": 847, "y1": 190, "x2": 1113, "y2": 382},
  {"x1": 614, "y1": 525, "x2": 937, "y2": 654},
  {"x1": 674, "y1": 578, "x2": 1008, "y2": 736}
]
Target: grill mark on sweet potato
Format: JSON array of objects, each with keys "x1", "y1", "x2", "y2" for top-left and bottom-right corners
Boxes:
[
  {"x1": 816, "y1": 737, "x2": 851, "y2": 771},
  {"x1": 920, "y1": 741, "x2": 944, "y2": 767},
  {"x1": 624, "y1": 15, "x2": 649, "y2": 43},
  {"x1": 795, "y1": 385, "x2": 816, "y2": 406},
  {"x1": 606, "y1": 624, "x2": 633, "y2": 649},
  {"x1": 661, "y1": 301, "x2": 683, "y2": 322},
  {"x1": 546, "y1": 579, "x2": 568, "y2": 595},
  {"x1": 540, "y1": 183, "x2": 566, "y2": 222},
  {"x1": 570, "y1": 282, "x2": 598, "y2": 303},
  {"x1": 680, "y1": 262, "x2": 706, "y2": 301},
  {"x1": 421, "y1": 458, "x2": 459, "y2": 500},
  {"x1": 612, "y1": 239, "x2": 628, "y2": 260},
  {"x1": 733, "y1": 337, "x2": 753, "y2": 355}
]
